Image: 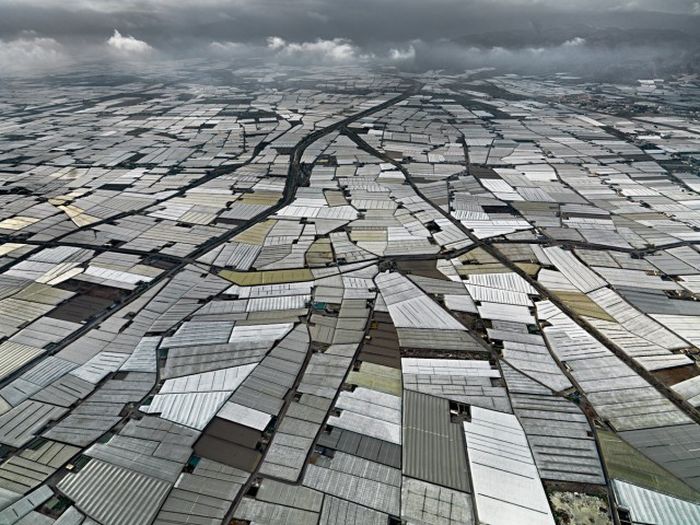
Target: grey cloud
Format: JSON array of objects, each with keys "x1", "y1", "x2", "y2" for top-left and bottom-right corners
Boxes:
[
  {"x1": 403, "y1": 39, "x2": 698, "y2": 81},
  {"x1": 208, "y1": 36, "x2": 415, "y2": 66},
  {"x1": 1, "y1": 0, "x2": 697, "y2": 45},
  {"x1": 0, "y1": 0, "x2": 696, "y2": 78},
  {"x1": 106, "y1": 29, "x2": 154, "y2": 55},
  {"x1": 0, "y1": 32, "x2": 72, "y2": 75}
]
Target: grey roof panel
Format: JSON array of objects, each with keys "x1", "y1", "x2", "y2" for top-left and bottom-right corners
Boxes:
[
  {"x1": 0, "y1": 401, "x2": 68, "y2": 448},
  {"x1": 0, "y1": 485, "x2": 53, "y2": 525},
  {"x1": 319, "y1": 495, "x2": 388, "y2": 525},
  {"x1": 153, "y1": 458, "x2": 248, "y2": 525},
  {"x1": 0, "y1": 440, "x2": 79, "y2": 494},
  {"x1": 620, "y1": 424, "x2": 700, "y2": 492},
  {"x1": 502, "y1": 363, "x2": 606, "y2": 485},
  {"x1": 58, "y1": 459, "x2": 171, "y2": 525},
  {"x1": 613, "y1": 479, "x2": 700, "y2": 525},
  {"x1": 233, "y1": 497, "x2": 319, "y2": 525},
  {"x1": 317, "y1": 427, "x2": 401, "y2": 468},
  {"x1": 402, "y1": 477, "x2": 475, "y2": 525},
  {"x1": 256, "y1": 478, "x2": 323, "y2": 512},
  {"x1": 302, "y1": 452, "x2": 401, "y2": 515},
  {"x1": 402, "y1": 390, "x2": 471, "y2": 492}
]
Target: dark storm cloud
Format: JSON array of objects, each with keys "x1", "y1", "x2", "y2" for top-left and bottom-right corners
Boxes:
[
  {"x1": 0, "y1": 0, "x2": 697, "y2": 77},
  {"x1": 1, "y1": 0, "x2": 698, "y2": 45}
]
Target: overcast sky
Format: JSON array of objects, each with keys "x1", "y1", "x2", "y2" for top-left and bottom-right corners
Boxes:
[{"x1": 0, "y1": 0, "x2": 697, "y2": 77}]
